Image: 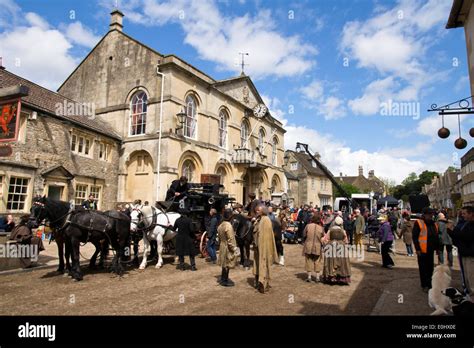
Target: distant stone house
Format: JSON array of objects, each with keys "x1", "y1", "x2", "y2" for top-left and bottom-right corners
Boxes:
[
  {"x1": 283, "y1": 150, "x2": 333, "y2": 208},
  {"x1": 0, "y1": 68, "x2": 121, "y2": 217},
  {"x1": 337, "y1": 166, "x2": 386, "y2": 196},
  {"x1": 284, "y1": 171, "x2": 299, "y2": 208},
  {"x1": 422, "y1": 168, "x2": 462, "y2": 209},
  {"x1": 461, "y1": 148, "x2": 474, "y2": 206}
]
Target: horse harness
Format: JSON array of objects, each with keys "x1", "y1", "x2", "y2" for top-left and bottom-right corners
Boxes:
[
  {"x1": 33, "y1": 201, "x2": 116, "y2": 246},
  {"x1": 132, "y1": 205, "x2": 172, "y2": 233}
]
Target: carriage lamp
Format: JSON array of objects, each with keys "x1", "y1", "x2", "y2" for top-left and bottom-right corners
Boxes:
[
  {"x1": 175, "y1": 109, "x2": 186, "y2": 134},
  {"x1": 283, "y1": 153, "x2": 289, "y2": 166}
]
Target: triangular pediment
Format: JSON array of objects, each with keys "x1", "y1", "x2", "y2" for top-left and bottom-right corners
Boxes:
[
  {"x1": 41, "y1": 165, "x2": 74, "y2": 180},
  {"x1": 212, "y1": 75, "x2": 264, "y2": 109}
]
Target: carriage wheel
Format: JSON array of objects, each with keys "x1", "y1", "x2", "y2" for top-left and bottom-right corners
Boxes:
[{"x1": 199, "y1": 232, "x2": 208, "y2": 258}]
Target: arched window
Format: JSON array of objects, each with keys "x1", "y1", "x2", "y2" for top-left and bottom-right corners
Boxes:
[
  {"x1": 218, "y1": 110, "x2": 228, "y2": 148},
  {"x1": 272, "y1": 137, "x2": 278, "y2": 165},
  {"x1": 185, "y1": 95, "x2": 197, "y2": 138},
  {"x1": 240, "y1": 121, "x2": 249, "y2": 148},
  {"x1": 258, "y1": 128, "x2": 265, "y2": 152},
  {"x1": 216, "y1": 167, "x2": 226, "y2": 186},
  {"x1": 181, "y1": 160, "x2": 195, "y2": 182},
  {"x1": 130, "y1": 91, "x2": 147, "y2": 135}
]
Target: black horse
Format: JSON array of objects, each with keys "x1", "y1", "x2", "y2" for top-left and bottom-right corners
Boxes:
[
  {"x1": 30, "y1": 198, "x2": 108, "y2": 273},
  {"x1": 31, "y1": 196, "x2": 130, "y2": 281},
  {"x1": 31, "y1": 198, "x2": 71, "y2": 273},
  {"x1": 231, "y1": 214, "x2": 253, "y2": 268}
]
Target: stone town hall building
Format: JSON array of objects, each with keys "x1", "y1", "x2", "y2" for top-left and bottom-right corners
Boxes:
[{"x1": 0, "y1": 10, "x2": 287, "y2": 215}]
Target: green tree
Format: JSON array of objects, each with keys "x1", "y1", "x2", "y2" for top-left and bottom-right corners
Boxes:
[
  {"x1": 380, "y1": 177, "x2": 397, "y2": 195},
  {"x1": 334, "y1": 183, "x2": 360, "y2": 197},
  {"x1": 402, "y1": 172, "x2": 418, "y2": 186},
  {"x1": 392, "y1": 170, "x2": 439, "y2": 200}
]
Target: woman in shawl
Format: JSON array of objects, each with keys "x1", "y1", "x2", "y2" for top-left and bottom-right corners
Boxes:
[{"x1": 322, "y1": 216, "x2": 351, "y2": 285}]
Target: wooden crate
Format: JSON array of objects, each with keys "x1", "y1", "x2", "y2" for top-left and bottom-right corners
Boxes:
[{"x1": 200, "y1": 174, "x2": 221, "y2": 185}]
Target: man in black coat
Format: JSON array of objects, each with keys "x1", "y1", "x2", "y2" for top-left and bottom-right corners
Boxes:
[
  {"x1": 449, "y1": 206, "x2": 474, "y2": 299},
  {"x1": 165, "y1": 176, "x2": 190, "y2": 201},
  {"x1": 170, "y1": 209, "x2": 197, "y2": 271},
  {"x1": 82, "y1": 194, "x2": 97, "y2": 210}
]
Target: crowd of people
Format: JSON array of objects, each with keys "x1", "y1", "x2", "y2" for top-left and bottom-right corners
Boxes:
[{"x1": 2, "y1": 181, "x2": 472, "y2": 302}]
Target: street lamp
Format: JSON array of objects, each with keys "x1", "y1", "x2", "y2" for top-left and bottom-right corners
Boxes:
[{"x1": 176, "y1": 108, "x2": 186, "y2": 134}]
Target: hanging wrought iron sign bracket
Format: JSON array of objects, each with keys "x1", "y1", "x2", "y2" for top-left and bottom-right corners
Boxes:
[
  {"x1": 427, "y1": 96, "x2": 474, "y2": 149},
  {"x1": 427, "y1": 95, "x2": 474, "y2": 115}
]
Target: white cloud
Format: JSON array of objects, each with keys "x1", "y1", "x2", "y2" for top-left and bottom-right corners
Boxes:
[
  {"x1": 321, "y1": 96, "x2": 346, "y2": 120},
  {"x1": 0, "y1": 25, "x2": 78, "y2": 90},
  {"x1": 342, "y1": 0, "x2": 452, "y2": 116},
  {"x1": 0, "y1": 2, "x2": 98, "y2": 90},
  {"x1": 110, "y1": 0, "x2": 317, "y2": 79},
  {"x1": 25, "y1": 12, "x2": 49, "y2": 30},
  {"x1": 416, "y1": 114, "x2": 470, "y2": 137},
  {"x1": 300, "y1": 80, "x2": 324, "y2": 100},
  {"x1": 299, "y1": 79, "x2": 346, "y2": 120},
  {"x1": 63, "y1": 22, "x2": 101, "y2": 48},
  {"x1": 348, "y1": 77, "x2": 398, "y2": 115},
  {"x1": 0, "y1": 0, "x2": 21, "y2": 29}
]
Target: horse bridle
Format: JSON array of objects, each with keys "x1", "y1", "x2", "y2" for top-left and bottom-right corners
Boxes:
[
  {"x1": 31, "y1": 201, "x2": 72, "y2": 231},
  {"x1": 130, "y1": 205, "x2": 171, "y2": 233}
]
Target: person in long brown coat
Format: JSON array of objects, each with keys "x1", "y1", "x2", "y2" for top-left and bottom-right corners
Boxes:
[
  {"x1": 217, "y1": 209, "x2": 238, "y2": 287},
  {"x1": 9, "y1": 215, "x2": 44, "y2": 268},
  {"x1": 398, "y1": 212, "x2": 414, "y2": 256},
  {"x1": 252, "y1": 204, "x2": 279, "y2": 293},
  {"x1": 302, "y1": 213, "x2": 324, "y2": 283}
]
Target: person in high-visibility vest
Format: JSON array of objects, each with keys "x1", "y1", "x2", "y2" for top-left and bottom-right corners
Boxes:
[{"x1": 412, "y1": 207, "x2": 439, "y2": 293}]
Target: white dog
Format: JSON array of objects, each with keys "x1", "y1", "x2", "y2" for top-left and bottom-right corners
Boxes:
[{"x1": 428, "y1": 265, "x2": 452, "y2": 315}]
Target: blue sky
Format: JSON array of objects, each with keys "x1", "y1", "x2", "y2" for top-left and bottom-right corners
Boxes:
[{"x1": 1, "y1": 0, "x2": 473, "y2": 183}]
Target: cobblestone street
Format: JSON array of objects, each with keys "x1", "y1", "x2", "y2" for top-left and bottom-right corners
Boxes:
[{"x1": 0, "y1": 238, "x2": 463, "y2": 315}]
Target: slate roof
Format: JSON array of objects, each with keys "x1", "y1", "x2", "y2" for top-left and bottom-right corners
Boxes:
[
  {"x1": 338, "y1": 175, "x2": 385, "y2": 193},
  {"x1": 291, "y1": 151, "x2": 328, "y2": 177},
  {"x1": 0, "y1": 69, "x2": 121, "y2": 140}
]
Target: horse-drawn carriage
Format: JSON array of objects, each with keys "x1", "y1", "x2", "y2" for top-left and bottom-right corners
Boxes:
[
  {"x1": 28, "y1": 183, "x2": 239, "y2": 279},
  {"x1": 156, "y1": 182, "x2": 235, "y2": 257}
]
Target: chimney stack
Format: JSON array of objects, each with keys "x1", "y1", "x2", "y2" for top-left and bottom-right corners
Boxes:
[
  {"x1": 0, "y1": 57, "x2": 5, "y2": 70},
  {"x1": 358, "y1": 165, "x2": 363, "y2": 176},
  {"x1": 368, "y1": 170, "x2": 374, "y2": 179},
  {"x1": 110, "y1": 9, "x2": 124, "y2": 32}
]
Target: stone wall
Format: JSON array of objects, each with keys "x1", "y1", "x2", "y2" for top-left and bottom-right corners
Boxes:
[{"x1": 0, "y1": 105, "x2": 120, "y2": 216}]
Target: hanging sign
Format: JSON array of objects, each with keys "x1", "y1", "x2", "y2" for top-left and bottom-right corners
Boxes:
[{"x1": 0, "y1": 98, "x2": 21, "y2": 143}]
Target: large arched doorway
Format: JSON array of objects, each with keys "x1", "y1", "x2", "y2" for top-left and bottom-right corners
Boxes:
[{"x1": 125, "y1": 150, "x2": 154, "y2": 203}]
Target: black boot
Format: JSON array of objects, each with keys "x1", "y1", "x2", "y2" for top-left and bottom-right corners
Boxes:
[
  {"x1": 254, "y1": 275, "x2": 259, "y2": 289},
  {"x1": 190, "y1": 256, "x2": 197, "y2": 271},
  {"x1": 218, "y1": 267, "x2": 226, "y2": 284},
  {"x1": 177, "y1": 263, "x2": 185, "y2": 271},
  {"x1": 224, "y1": 268, "x2": 234, "y2": 287}
]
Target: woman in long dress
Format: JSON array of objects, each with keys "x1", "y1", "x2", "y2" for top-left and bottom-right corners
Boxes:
[{"x1": 322, "y1": 216, "x2": 351, "y2": 285}]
